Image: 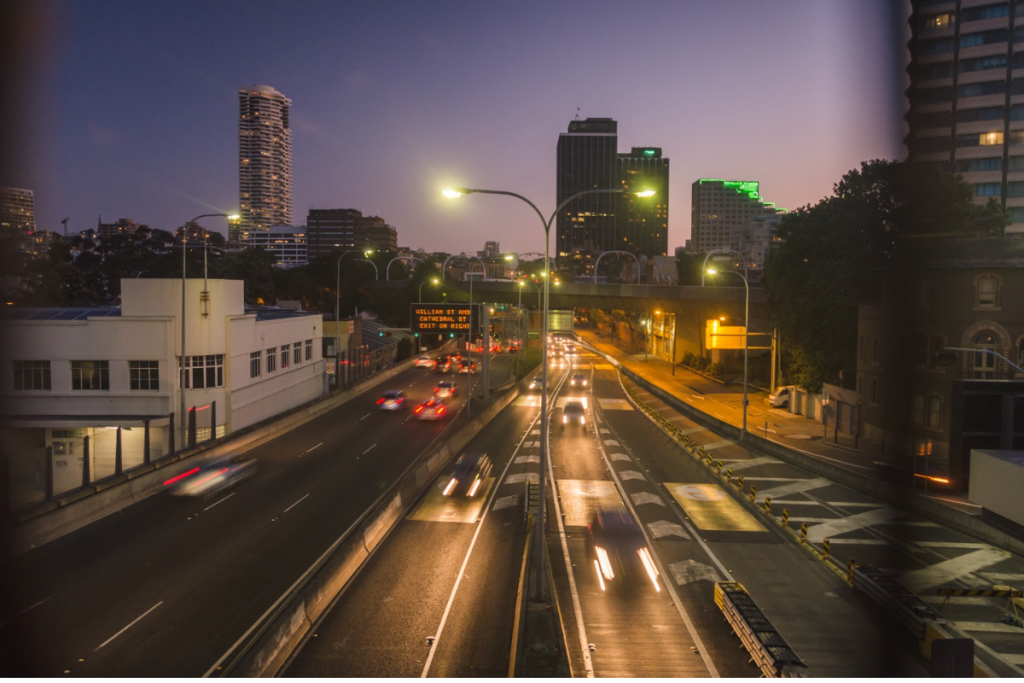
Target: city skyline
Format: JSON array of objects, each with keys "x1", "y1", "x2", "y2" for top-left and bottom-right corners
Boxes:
[{"x1": 8, "y1": 1, "x2": 905, "y2": 254}]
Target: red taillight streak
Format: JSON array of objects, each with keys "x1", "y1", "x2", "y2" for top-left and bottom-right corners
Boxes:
[
  {"x1": 189, "y1": 467, "x2": 229, "y2": 488},
  {"x1": 415, "y1": 406, "x2": 424, "y2": 413},
  {"x1": 437, "y1": 407, "x2": 445, "y2": 415},
  {"x1": 164, "y1": 467, "x2": 200, "y2": 486}
]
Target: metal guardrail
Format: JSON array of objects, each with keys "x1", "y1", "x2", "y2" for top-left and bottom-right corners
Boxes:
[
  {"x1": 851, "y1": 564, "x2": 944, "y2": 640},
  {"x1": 714, "y1": 582, "x2": 808, "y2": 678}
]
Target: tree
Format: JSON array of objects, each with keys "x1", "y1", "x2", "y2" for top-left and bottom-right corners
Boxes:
[{"x1": 763, "y1": 159, "x2": 1006, "y2": 392}]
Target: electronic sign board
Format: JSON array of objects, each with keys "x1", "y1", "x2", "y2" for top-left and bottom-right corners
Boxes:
[{"x1": 410, "y1": 304, "x2": 479, "y2": 335}]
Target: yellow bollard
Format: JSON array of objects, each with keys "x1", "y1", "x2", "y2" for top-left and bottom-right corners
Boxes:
[
  {"x1": 764, "y1": 496, "x2": 772, "y2": 515},
  {"x1": 699, "y1": 446, "x2": 706, "y2": 458},
  {"x1": 847, "y1": 558, "x2": 857, "y2": 582},
  {"x1": 781, "y1": 508, "x2": 789, "y2": 527},
  {"x1": 749, "y1": 485, "x2": 756, "y2": 503},
  {"x1": 800, "y1": 523, "x2": 808, "y2": 543},
  {"x1": 725, "y1": 467, "x2": 733, "y2": 481},
  {"x1": 715, "y1": 460, "x2": 722, "y2": 473},
  {"x1": 823, "y1": 538, "x2": 830, "y2": 561},
  {"x1": 738, "y1": 475, "x2": 744, "y2": 491}
]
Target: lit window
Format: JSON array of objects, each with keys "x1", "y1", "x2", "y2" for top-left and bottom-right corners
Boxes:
[
  {"x1": 71, "y1": 360, "x2": 109, "y2": 391},
  {"x1": 976, "y1": 275, "x2": 1000, "y2": 307},
  {"x1": 281, "y1": 344, "x2": 289, "y2": 369}
]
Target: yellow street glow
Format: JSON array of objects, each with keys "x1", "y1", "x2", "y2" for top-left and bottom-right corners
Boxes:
[
  {"x1": 636, "y1": 190, "x2": 656, "y2": 198},
  {"x1": 707, "y1": 267, "x2": 718, "y2": 275},
  {"x1": 442, "y1": 189, "x2": 463, "y2": 198},
  {"x1": 228, "y1": 213, "x2": 241, "y2": 220}
]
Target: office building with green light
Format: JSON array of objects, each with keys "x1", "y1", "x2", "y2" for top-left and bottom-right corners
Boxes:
[
  {"x1": 906, "y1": 0, "x2": 1024, "y2": 233},
  {"x1": 556, "y1": 118, "x2": 669, "y2": 278},
  {"x1": 690, "y1": 179, "x2": 783, "y2": 257}
]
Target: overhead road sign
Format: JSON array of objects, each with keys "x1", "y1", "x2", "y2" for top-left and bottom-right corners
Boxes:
[{"x1": 410, "y1": 304, "x2": 479, "y2": 335}]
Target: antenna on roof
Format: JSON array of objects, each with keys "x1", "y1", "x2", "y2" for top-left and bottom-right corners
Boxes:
[
  {"x1": 575, "y1": 107, "x2": 580, "y2": 121},
  {"x1": 61, "y1": 217, "x2": 69, "y2": 237}
]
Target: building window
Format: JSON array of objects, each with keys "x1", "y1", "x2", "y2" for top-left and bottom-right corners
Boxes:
[
  {"x1": 973, "y1": 331, "x2": 998, "y2": 379},
  {"x1": 250, "y1": 351, "x2": 262, "y2": 378},
  {"x1": 305, "y1": 339, "x2": 313, "y2": 361},
  {"x1": 927, "y1": 396, "x2": 943, "y2": 429},
  {"x1": 294, "y1": 342, "x2": 302, "y2": 365},
  {"x1": 71, "y1": 360, "x2": 109, "y2": 391},
  {"x1": 975, "y1": 274, "x2": 1001, "y2": 308},
  {"x1": 921, "y1": 12, "x2": 953, "y2": 30},
  {"x1": 961, "y1": 28, "x2": 1009, "y2": 47},
  {"x1": 266, "y1": 348, "x2": 276, "y2": 373},
  {"x1": 954, "y1": 157, "x2": 1002, "y2": 173},
  {"x1": 13, "y1": 360, "x2": 51, "y2": 390},
  {"x1": 929, "y1": 336, "x2": 946, "y2": 367},
  {"x1": 179, "y1": 355, "x2": 224, "y2": 389},
  {"x1": 859, "y1": 336, "x2": 864, "y2": 361},
  {"x1": 911, "y1": 393, "x2": 926, "y2": 426},
  {"x1": 962, "y1": 4, "x2": 1010, "y2": 22},
  {"x1": 974, "y1": 183, "x2": 1002, "y2": 197},
  {"x1": 957, "y1": 131, "x2": 1003, "y2": 147},
  {"x1": 281, "y1": 344, "x2": 289, "y2": 369},
  {"x1": 129, "y1": 361, "x2": 160, "y2": 391},
  {"x1": 959, "y1": 80, "x2": 1006, "y2": 98},
  {"x1": 958, "y1": 106, "x2": 1004, "y2": 124},
  {"x1": 960, "y1": 55, "x2": 1008, "y2": 73}
]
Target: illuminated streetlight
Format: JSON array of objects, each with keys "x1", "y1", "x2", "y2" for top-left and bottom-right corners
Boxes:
[{"x1": 704, "y1": 251, "x2": 750, "y2": 437}]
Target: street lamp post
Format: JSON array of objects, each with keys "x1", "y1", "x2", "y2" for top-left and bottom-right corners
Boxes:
[
  {"x1": 444, "y1": 185, "x2": 654, "y2": 601},
  {"x1": 593, "y1": 250, "x2": 642, "y2": 284},
  {"x1": 418, "y1": 277, "x2": 440, "y2": 303},
  {"x1": 179, "y1": 212, "x2": 237, "y2": 450},
  {"x1": 705, "y1": 253, "x2": 750, "y2": 437},
  {"x1": 336, "y1": 249, "x2": 374, "y2": 389}
]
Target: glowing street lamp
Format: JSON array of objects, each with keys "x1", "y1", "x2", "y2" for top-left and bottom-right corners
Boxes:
[
  {"x1": 704, "y1": 253, "x2": 750, "y2": 437},
  {"x1": 418, "y1": 277, "x2": 440, "y2": 303}
]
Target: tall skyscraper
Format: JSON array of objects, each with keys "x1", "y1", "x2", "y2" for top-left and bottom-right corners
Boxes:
[
  {"x1": 556, "y1": 118, "x2": 619, "y2": 275},
  {"x1": 617, "y1": 147, "x2": 669, "y2": 258},
  {"x1": 238, "y1": 85, "x2": 293, "y2": 231},
  {"x1": 0, "y1": 186, "x2": 35, "y2": 235},
  {"x1": 556, "y1": 119, "x2": 670, "y2": 277},
  {"x1": 690, "y1": 180, "x2": 783, "y2": 256},
  {"x1": 906, "y1": 1, "x2": 1024, "y2": 233}
]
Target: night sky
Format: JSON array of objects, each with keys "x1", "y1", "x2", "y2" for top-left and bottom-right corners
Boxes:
[{"x1": 11, "y1": 0, "x2": 907, "y2": 254}]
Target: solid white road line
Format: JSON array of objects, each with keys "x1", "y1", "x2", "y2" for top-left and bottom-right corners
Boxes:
[
  {"x1": 283, "y1": 494, "x2": 310, "y2": 513},
  {"x1": 360, "y1": 413, "x2": 370, "y2": 420},
  {"x1": 95, "y1": 601, "x2": 163, "y2": 651},
  {"x1": 305, "y1": 442, "x2": 323, "y2": 453},
  {"x1": 805, "y1": 506, "x2": 906, "y2": 543},
  {"x1": 0, "y1": 596, "x2": 51, "y2": 628},
  {"x1": 204, "y1": 492, "x2": 236, "y2": 511},
  {"x1": 363, "y1": 444, "x2": 377, "y2": 455}
]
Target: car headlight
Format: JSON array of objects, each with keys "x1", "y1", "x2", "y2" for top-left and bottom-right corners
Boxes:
[{"x1": 563, "y1": 416, "x2": 568, "y2": 424}]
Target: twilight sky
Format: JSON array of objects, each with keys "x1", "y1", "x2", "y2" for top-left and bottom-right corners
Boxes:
[{"x1": 11, "y1": 0, "x2": 907, "y2": 254}]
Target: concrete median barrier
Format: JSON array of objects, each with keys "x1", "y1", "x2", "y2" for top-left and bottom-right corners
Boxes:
[
  {"x1": 233, "y1": 594, "x2": 311, "y2": 678},
  {"x1": 302, "y1": 537, "x2": 369, "y2": 625},
  {"x1": 363, "y1": 494, "x2": 403, "y2": 553}
]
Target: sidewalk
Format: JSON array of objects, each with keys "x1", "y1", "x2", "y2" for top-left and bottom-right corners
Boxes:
[{"x1": 576, "y1": 328, "x2": 979, "y2": 516}]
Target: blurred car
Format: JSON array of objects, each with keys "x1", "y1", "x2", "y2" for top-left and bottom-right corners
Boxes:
[
  {"x1": 442, "y1": 452, "x2": 493, "y2": 497},
  {"x1": 376, "y1": 390, "x2": 407, "y2": 411},
  {"x1": 433, "y1": 356, "x2": 452, "y2": 373},
  {"x1": 490, "y1": 343, "x2": 502, "y2": 354},
  {"x1": 166, "y1": 454, "x2": 257, "y2": 500},
  {"x1": 562, "y1": 400, "x2": 586, "y2": 426},
  {"x1": 570, "y1": 372, "x2": 588, "y2": 387},
  {"x1": 414, "y1": 355, "x2": 435, "y2": 368},
  {"x1": 435, "y1": 380, "x2": 458, "y2": 398},
  {"x1": 415, "y1": 397, "x2": 448, "y2": 420},
  {"x1": 508, "y1": 340, "x2": 521, "y2": 352},
  {"x1": 459, "y1": 359, "x2": 477, "y2": 374},
  {"x1": 448, "y1": 352, "x2": 462, "y2": 364},
  {"x1": 767, "y1": 385, "x2": 793, "y2": 408},
  {"x1": 527, "y1": 377, "x2": 545, "y2": 391},
  {"x1": 587, "y1": 507, "x2": 661, "y2": 593}
]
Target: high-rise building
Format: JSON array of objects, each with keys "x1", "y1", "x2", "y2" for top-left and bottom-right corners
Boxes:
[
  {"x1": 905, "y1": 1, "x2": 1024, "y2": 233},
  {"x1": 690, "y1": 180, "x2": 783, "y2": 255},
  {"x1": 97, "y1": 218, "x2": 147, "y2": 239},
  {"x1": 556, "y1": 118, "x2": 620, "y2": 275},
  {"x1": 305, "y1": 208, "x2": 398, "y2": 261},
  {"x1": 248, "y1": 226, "x2": 308, "y2": 267},
  {"x1": 480, "y1": 241, "x2": 499, "y2": 259},
  {"x1": 617, "y1": 147, "x2": 669, "y2": 259},
  {"x1": 238, "y1": 85, "x2": 293, "y2": 231},
  {"x1": 1, "y1": 187, "x2": 35, "y2": 235}
]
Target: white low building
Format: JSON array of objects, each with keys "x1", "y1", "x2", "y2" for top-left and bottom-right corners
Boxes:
[{"x1": 0, "y1": 278, "x2": 324, "y2": 498}]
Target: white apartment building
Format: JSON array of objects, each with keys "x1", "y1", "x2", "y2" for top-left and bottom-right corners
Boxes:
[
  {"x1": 246, "y1": 225, "x2": 308, "y2": 267},
  {"x1": 0, "y1": 278, "x2": 323, "y2": 496},
  {"x1": 239, "y1": 84, "x2": 293, "y2": 231}
]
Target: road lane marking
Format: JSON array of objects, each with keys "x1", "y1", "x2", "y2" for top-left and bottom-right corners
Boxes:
[
  {"x1": 955, "y1": 621, "x2": 1024, "y2": 633},
  {"x1": 980, "y1": 572, "x2": 1024, "y2": 583},
  {"x1": 603, "y1": 439, "x2": 619, "y2": 447},
  {"x1": 630, "y1": 491, "x2": 666, "y2": 507},
  {"x1": 360, "y1": 413, "x2": 370, "y2": 420},
  {"x1": 492, "y1": 495, "x2": 518, "y2": 511},
  {"x1": 283, "y1": 493, "x2": 310, "y2": 513},
  {"x1": 666, "y1": 483, "x2": 766, "y2": 532},
  {"x1": 754, "y1": 477, "x2": 832, "y2": 503},
  {"x1": 668, "y1": 559, "x2": 721, "y2": 586},
  {"x1": 504, "y1": 473, "x2": 539, "y2": 485},
  {"x1": 305, "y1": 442, "x2": 323, "y2": 453},
  {"x1": 556, "y1": 480, "x2": 621, "y2": 526},
  {"x1": 805, "y1": 506, "x2": 906, "y2": 543},
  {"x1": 617, "y1": 470, "x2": 645, "y2": 481},
  {"x1": 900, "y1": 548, "x2": 1013, "y2": 593},
  {"x1": 608, "y1": 452, "x2": 630, "y2": 461},
  {"x1": 647, "y1": 520, "x2": 690, "y2": 540},
  {"x1": 363, "y1": 444, "x2": 377, "y2": 455},
  {"x1": 203, "y1": 492, "x2": 236, "y2": 511},
  {"x1": 514, "y1": 455, "x2": 539, "y2": 464},
  {"x1": 95, "y1": 601, "x2": 163, "y2": 651},
  {"x1": 717, "y1": 455, "x2": 780, "y2": 470},
  {"x1": 0, "y1": 596, "x2": 51, "y2": 628},
  {"x1": 701, "y1": 439, "x2": 735, "y2": 451}
]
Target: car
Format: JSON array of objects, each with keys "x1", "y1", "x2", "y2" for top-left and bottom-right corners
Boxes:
[
  {"x1": 166, "y1": 454, "x2": 257, "y2": 500},
  {"x1": 448, "y1": 352, "x2": 462, "y2": 365},
  {"x1": 414, "y1": 355, "x2": 435, "y2": 368},
  {"x1": 415, "y1": 397, "x2": 448, "y2": 420},
  {"x1": 569, "y1": 372, "x2": 588, "y2": 387},
  {"x1": 528, "y1": 377, "x2": 544, "y2": 391},
  {"x1": 562, "y1": 400, "x2": 586, "y2": 426},
  {"x1": 442, "y1": 452, "x2": 493, "y2": 497},
  {"x1": 458, "y1": 359, "x2": 477, "y2": 374},
  {"x1": 376, "y1": 390, "x2": 407, "y2": 411},
  {"x1": 587, "y1": 507, "x2": 661, "y2": 593},
  {"x1": 565, "y1": 344, "x2": 577, "y2": 355},
  {"x1": 433, "y1": 357, "x2": 452, "y2": 373},
  {"x1": 767, "y1": 386, "x2": 793, "y2": 408},
  {"x1": 490, "y1": 343, "x2": 502, "y2": 354},
  {"x1": 435, "y1": 380, "x2": 458, "y2": 398}
]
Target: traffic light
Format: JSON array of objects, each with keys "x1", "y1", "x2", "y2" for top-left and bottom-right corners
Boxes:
[
  {"x1": 378, "y1": 330, "x2": 392, "y2": 337},
  {"x1": 414, "y1": 333, "x2": 419, "y2": 338}
]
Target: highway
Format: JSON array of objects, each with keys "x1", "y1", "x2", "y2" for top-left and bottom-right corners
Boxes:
[
  {"x1": 0, "y1": 352, "x2": 514, "y2": 677},
  {"x1": 283, "y1": 364, "x2": 565, "y2": 677}
]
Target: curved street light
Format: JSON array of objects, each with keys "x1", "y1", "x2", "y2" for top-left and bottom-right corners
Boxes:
[
  {"x1": 386, "y1": 255, "x2": 424, "y2": 280},
  {"x1": 355, "y1": 258, "x2": 379, "y2": 280},
  {"x1": 593, "y1": 250, "x2": 642, "y2": 284},
  {"x1": 703, "y1": 248, "x2": 750, "y2": 437},
  {"x1": 443, "y1": 184, "x2": 654, "y2": 601},
  {"x1": 179, "y1": 212, "x2": 239, "y2": 450},
  {"x1": 418, "y1": 277, "x2": 440, "y2": 303}
]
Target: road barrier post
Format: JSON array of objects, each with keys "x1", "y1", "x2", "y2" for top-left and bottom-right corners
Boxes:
[
  {"x1": 800, "y1": 523, "x2": 808, "y2": 543},
  {"x1": 725, "y1": 467, "x2": 733, "y2": 483},
  {"x1": 764, "y1": 496, "x2": 771, "y2": 515},
  {"x1": 782, "y1": 508, "x2": 789, "y2": 527},
  {"x1": 823, "y1": 539, "x2": 830, "y2": 561},
  {"x1": 749, "y1": 485, "x2": 756, "y2": 504},
  {"x1": 847, "y1": 558, "x2": 857, "y2": 583},
  {"x1": 737, "y1": 475, "x2": 744, "y2": 491}
]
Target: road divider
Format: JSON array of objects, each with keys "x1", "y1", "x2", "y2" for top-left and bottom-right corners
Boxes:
[
  {"x1": 714, "y1": 582, "x2": 807, "y2": 678},
  {"x1": 216, "y1": 367, "x2": 538, "y2": 677}
]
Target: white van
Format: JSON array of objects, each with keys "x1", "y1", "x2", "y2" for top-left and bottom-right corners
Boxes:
[{"x1": 766, "y1": 386, "x2": 793, "y2": 408}]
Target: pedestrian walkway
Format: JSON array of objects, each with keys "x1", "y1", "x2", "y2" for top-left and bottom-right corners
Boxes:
[{"x1": 575, "y1": 329, "x2": 979, "y2": 516}]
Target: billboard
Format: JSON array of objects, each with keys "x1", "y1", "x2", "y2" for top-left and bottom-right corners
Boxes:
[{"x1": 410, "y1": 304, "x2": 479, "y2": 335}]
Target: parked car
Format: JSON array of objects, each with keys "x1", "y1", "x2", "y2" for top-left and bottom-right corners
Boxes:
[{"x1": 767, "y1": 386, "x2": 793, "y2": 408}]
